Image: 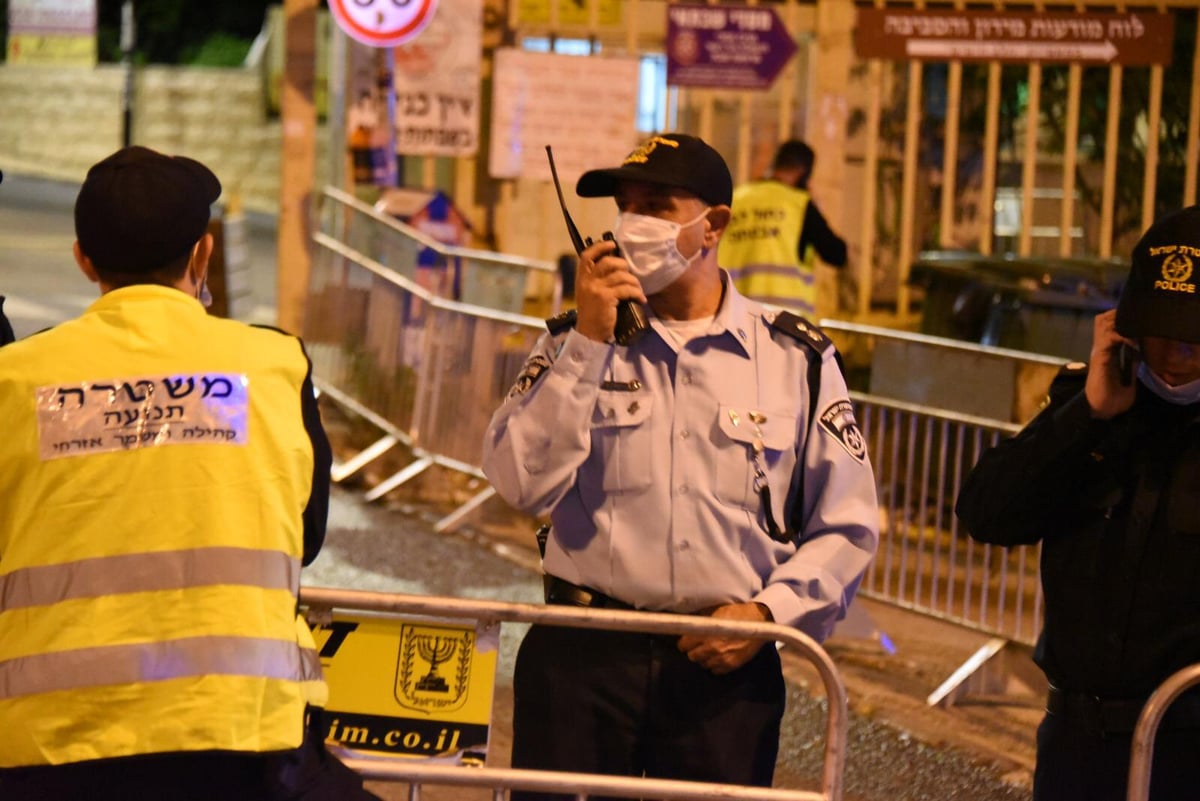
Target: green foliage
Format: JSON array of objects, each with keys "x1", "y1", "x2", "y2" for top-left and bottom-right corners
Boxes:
[
  {"x1": 186, "y1": 33, "x2": 253, "y2": 67},
  {"x1": 93, "y1": 0, "x2": 275, "y2": 65}
]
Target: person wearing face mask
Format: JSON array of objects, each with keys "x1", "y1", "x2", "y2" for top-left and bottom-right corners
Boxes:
[
  {"x1": 0, "y1": 147, "x2": 379, "y2": 801},
  {"x1": 718, "y1": 139, "x2": 847, "y2": 316},
  {"x1": 481, "y1": 133, "x2": 878, "y2": 798},
  {"x1": 956, "y1": 204, "x2": 1200, "y2": 801}
]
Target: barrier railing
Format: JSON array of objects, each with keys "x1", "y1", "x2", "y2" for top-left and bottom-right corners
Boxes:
[
  {"x1": 306, "y1": 188, "x2": 548, "y2": 529},
  {"x1": 300, "y1": 587, "x2": 848, "y2": 801},
  {"x1": 305, "y1": 194, "x2": 1053, "y2": 706},
  {"x1": 1127, "y1": 663, "x2": 1200, "y2": 801},
  {"x1": 850, "y1": 393, "x2": 1045, "y2": 705}
]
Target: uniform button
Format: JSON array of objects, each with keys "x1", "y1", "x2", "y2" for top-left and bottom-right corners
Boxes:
[
  {"x1": 678, "y1": 485, "x2": 689, "y2": 495},
  {"x1": 682, "y1": 373, "x2": 692, "y2": 385},
  {"x1": 678, "y1": 540, "x2": 691, "y2": 551},
  {"x1": 680, "y1": 429, "x2": 690, "y2": 439}
]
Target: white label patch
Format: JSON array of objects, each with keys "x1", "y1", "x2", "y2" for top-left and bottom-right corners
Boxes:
[
  {"x1": 818, "y1": 400, "x2": 867, "y2": 463},
  {"x1": 36, "y1": 373, "x2": 249, "y2": 461}
]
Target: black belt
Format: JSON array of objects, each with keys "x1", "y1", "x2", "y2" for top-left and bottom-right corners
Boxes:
[
  {"x1": 543, "y1": 575, "x2": 636, "y2": 611},
  {"x1": 1046, "y1": 686, "x2": 1200, "y2": 735}
]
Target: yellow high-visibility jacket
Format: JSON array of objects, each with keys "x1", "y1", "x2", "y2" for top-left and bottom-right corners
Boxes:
[
  {"x1": 719, "y1": 180, "x2": 817, "y2": 314},
  {"x1": 0, "y1": 285, "x2": 329, "y2": 767}
]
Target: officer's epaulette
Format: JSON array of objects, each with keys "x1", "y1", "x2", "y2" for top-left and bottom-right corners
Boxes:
[
  {"x1": 770, "y1": 310, "x2": 832, "y2": 355},
  {"x1": 545, "y1": 309, "x2": 578, "y2": 335}
]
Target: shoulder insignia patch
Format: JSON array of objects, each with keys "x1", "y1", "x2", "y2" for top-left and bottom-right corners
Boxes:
[
  {"x1": 545, "y1": 309, "x2": 578, "y2": 335},
  {"x1": 818, "y1": 399, "x2": 867, "y2": 464},
  {"x1": 507, "y1": 354, "x2": 552, "y2": 400},
  {"x1": 770, "y1": 311, "x2": 832, "y2": 355}
]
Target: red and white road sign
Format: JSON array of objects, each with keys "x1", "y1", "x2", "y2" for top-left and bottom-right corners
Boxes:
[{"x1": 330, "y1": 0, "x2": 440, "y2": 49}]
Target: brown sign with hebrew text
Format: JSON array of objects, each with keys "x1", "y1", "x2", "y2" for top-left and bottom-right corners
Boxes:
[{"x1": 854, "y1": 9, "x2": 1174, "y2": 66}]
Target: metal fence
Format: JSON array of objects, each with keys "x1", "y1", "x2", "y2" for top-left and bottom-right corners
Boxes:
[
  {"x1": 306, "y1": 187, "x2": 1052, "y2": 704},
  {"x1": 300, "y1": 587, "x2": 848, "y2": 801},
  {"x1": 306, "y1": 188, "x2": 549, "y2": 529},
  {"x1": 1128, "y1": 663, "x2": 1200, "y2": 801},
  {"x1": 854, "y1": 394, "x2": 1040, "y2": 648}
]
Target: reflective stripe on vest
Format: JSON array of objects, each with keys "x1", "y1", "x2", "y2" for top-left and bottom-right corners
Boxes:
[
  {"x1": 0, "y1": 547, "x2": 300, "y2": 612},
  {"x1": 720, "y1": 181, "x2": 815, "y2": 311},
  {"x1": 723, "y1": 264, "x2": 817, "y2": 313},
  {"x1": 0, "y1": 636, "x2": 323, "y2": 700}
]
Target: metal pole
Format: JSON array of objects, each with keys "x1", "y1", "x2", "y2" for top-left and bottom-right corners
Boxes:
[{"x1": 120, "y1": 1, "x2": 136, "y2": 148}]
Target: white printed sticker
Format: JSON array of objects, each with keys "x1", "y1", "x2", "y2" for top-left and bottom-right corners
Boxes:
[{"x1": 37, "y1": 373, "x2": 249, "y2": 461}]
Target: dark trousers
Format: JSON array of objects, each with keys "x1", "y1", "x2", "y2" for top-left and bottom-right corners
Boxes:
[
  {"x1": 510, "y1": 623, "x2": 786, "y2": 801},
  {"x1": 1034, "y1": 709, "x2": 1200, "y2": 801},
  {"x1": 0, "y1": 709, "x2": 382, "y2": 801}
]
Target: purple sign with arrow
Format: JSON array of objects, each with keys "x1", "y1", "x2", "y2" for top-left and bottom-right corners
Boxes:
[{"x1": 666, "y1": 3, "x2": 798, "y2": 90}]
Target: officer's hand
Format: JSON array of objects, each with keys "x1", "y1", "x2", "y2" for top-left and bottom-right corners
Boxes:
[
  {"x1": 574, "y1": 239, "x2": 646, "y2": 344},
  {"x1": 677, "y1": 602, "x2": 772, "y2": 675},
  {"x1": 1085, "y1": 309, "x2": 1138, "y2": 419}
]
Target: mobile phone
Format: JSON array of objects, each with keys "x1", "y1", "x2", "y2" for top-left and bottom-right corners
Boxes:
[{"x1": 1115, "y1": 342, "x2": 1137, "y2": 387}]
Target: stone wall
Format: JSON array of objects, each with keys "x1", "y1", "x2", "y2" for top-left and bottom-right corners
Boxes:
[{"x1": 0, "y1": 64, "x2": 327, "y2": 213}]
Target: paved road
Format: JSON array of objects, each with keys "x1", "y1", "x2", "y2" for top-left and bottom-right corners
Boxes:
[
  {"x1": 1, "y1": 170, "x2": 1033, "y2": 800},
  {"x1": 0, "y1": 172, "x2": 279, "y2": 338}
]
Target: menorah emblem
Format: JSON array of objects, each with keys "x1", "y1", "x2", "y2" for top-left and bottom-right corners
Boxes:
[
  {"x1": 397, "y1": 623, "x2": 473, "y2": 713},
  {"x1": 414, "y1": 635, "x2": 458, "y2": 693}
]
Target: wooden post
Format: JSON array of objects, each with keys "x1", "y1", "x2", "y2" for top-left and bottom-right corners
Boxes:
[
  {"x1": 277, "y1": 0, "x2": 318, "y2": 335},
  {"x1": 811, "y1": 0, "x2": 854, "y2": 318}
]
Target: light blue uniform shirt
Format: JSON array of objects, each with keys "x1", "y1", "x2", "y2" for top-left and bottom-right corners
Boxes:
[{"x1": 482, "y1": 274, "x2": 878, "y2": 641}]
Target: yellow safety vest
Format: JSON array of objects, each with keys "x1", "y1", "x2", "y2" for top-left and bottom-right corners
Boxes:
[
  {"x1": 719, "y1": 180, "x2": 817, "y2": 314},
  {"x1": 0, "y1": 285, "x2": 326, "y2": 768}
]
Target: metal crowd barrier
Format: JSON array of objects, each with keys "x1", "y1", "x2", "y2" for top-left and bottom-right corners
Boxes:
[
  {"x1": 300, "y1": 587, "x2": 848, "y2": 801},
  {"x1": 1128, "y1": 663, "x2": 1200, "y2": 801},
  {"x1": 851, "y1": 394, "x2": 1047, "y2": 705},
  {"x1": 305, "y1": 193, "x2": 1056, "y2": 705},
  {"x1": 305, "y1": 187, "x2": 549, "y2": 530}
]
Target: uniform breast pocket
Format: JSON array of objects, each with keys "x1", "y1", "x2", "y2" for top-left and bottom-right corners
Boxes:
[
  {"x1": 580, "y1": 392, "x2": 654, "y2": 493},
  {"x1": 714, "y1": 405, "x2": 798, "y2": 510}
]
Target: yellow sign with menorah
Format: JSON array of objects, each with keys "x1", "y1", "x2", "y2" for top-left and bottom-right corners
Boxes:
[{"x1": 309, "y1": 612, "x2": 499, "y2": 763}]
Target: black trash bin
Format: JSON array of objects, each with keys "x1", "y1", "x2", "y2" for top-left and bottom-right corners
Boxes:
[{"x1": 910, "y1": 251, "x2": 1126, "y2": 360}]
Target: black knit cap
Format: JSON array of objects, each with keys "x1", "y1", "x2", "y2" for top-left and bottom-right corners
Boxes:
[
  {"x1": 75, "y1": 146, "x2": 222, "y2": 274},
  {"x1": 576, "y1": 133, "x2": 733, "y2": 207},
  {"x1": 1116, "y1": 204, "x2": 1200, "y2": 344}
]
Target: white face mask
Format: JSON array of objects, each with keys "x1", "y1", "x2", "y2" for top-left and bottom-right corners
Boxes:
[
  {"x1": 1138, "y1": 362, "x2": 1200, "y2": 405},
  {"x1": 612, "y1": 209, "x2": 709, "y2": 295}
]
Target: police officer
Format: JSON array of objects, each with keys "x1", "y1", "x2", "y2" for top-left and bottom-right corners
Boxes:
[
  {"x1": 0, "y1": 147, "x2": 378, "y2": 801},
  {"x1": 719, "y1": 139, "x2": 848, "y2": 315},
  {"x1": 481, "y1": 133, "x2": 878, "y2": 798},
  {"x1": 956, "y1": 205, "x2": 1200, "y2": 801}
]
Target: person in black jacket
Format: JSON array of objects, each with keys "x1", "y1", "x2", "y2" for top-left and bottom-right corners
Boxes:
[
  {"x1": 1, "y1": 170, "x2": 11, "y2": 347},
  {"x1": 956, "y1": 204, "x2": 1200, "y2": 801}
]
